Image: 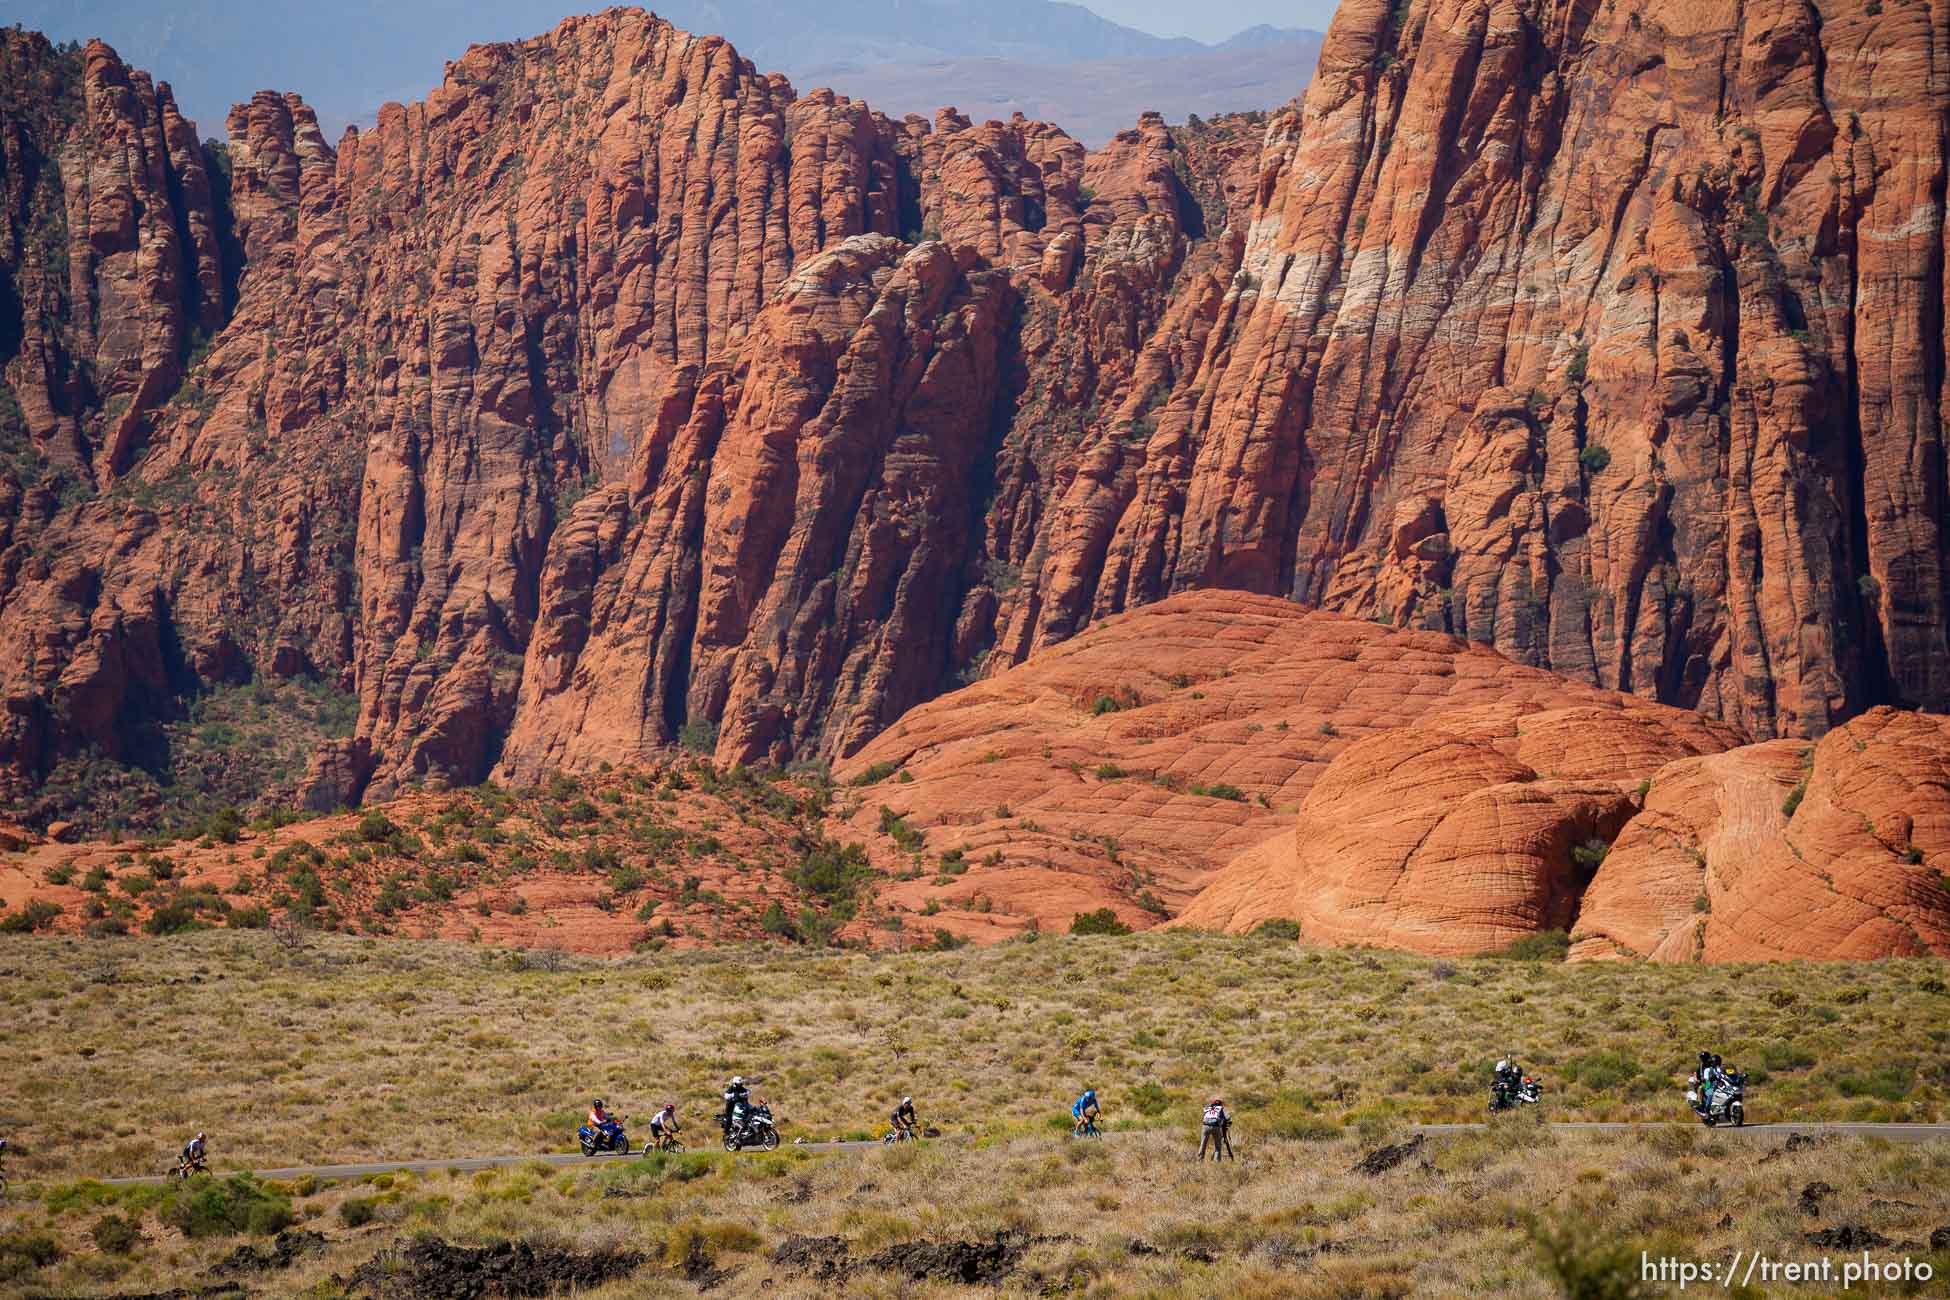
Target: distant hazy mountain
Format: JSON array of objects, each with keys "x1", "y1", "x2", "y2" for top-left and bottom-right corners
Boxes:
[
  {"x1": 4, "y1": 0, "x2": 1321, "y2": 144},
  {"x1": 803, "y1": 34, "x2": 1322, "y2": 144}
]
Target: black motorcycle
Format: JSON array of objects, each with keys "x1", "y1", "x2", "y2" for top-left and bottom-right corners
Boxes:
[
  {"x1": 1488, "y1": 1073, "x2": 1542, "y2": 1112},
  {"x1": 720, "y1": 1103, "x2": 780, "y2": 1152}
]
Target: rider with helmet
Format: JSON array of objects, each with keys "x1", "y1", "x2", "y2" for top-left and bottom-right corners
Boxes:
[
  {"x1": 649, "y1": 1102, "x2": 680, "y2": 1151},
  {"x1": 722, "y1": 1076, "x2": 751, "y2": 1135},
  {"x1": 1492, "y1": 1057, "x2": 1527, "y2": 1109},
  {"x1": 588, "y1": 1099, "x2": 625, "y2": 1149},
  {"x1": 1071, "y1": 1087, "x2": 1100, "y2": 1135},
  {"x1": 890, "y1": 1096, "x2": 918, "y2": 1139}
]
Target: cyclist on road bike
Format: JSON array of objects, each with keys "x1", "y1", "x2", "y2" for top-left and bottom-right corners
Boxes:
[
  {"x1": 890, "y1": 1096, "x2": 918, "y2": 1138},
  {"x1": 1071, "y1": 1088, "x2": 1100, "y2": 1134},
  {"x1": 177, "y1": 1132, "x2": 208, "y2": 1176},
  {"x1": 649, "y1": 1102, "x2": 680, "y2": 1150}
]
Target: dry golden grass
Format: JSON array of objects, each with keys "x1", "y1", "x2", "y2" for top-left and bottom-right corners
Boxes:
[{"x1": 1, "y1": 931, "x2": 1947, "y2": 1295}]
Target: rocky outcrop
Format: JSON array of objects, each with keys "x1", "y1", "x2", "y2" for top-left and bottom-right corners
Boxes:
[
  {"x1": 1175, "y1": 702, "x2": 1735, "y2": 949},
  {"x1": 5, "y1": 0, "x2": 1950, "y2": 834},
  {"x1": 1573, "y1": 707, "x2": 1950, "y2": 961},
  {"x1": 495, "y1": 234, "x2": 1016, "y2": 776},
  {"x1": 1178, "y1": 698, "x2": 1950, "y2": 961},
  {"x1": 831, "y1": 588, "x2": 1740, "y2": 940}
]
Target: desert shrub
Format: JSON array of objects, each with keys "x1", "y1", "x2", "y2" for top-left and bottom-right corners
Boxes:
[
  {"x1": 1836, "y1": 1064, "x2": 1913, "y2": 1101},
  {"x1": 204, "y1": 806, "x2": 243, "y2": 844},
  {"x1": 1560, "y1": 1050, "x2": 1639, "y2": 1092},
  {"x1": 144, "y1": 902, "x2": 204, "y2": 936},
  {"x1": 1782, "y1": 778, "x2": 1807, "y2": 817},
  {"x1": 678, "y1": 719, "x2": 719, "y2": 754},
  {"x1": 1189, "y1": 781, "x2": 1246, "y2": 801},
  {"x1": 1578, "y1": 445, "x2": 1612, "y2": 474},
  {"x1": 1569, "y1": 838, "x2": 1609, "y2": 876},
  {"x1": 1094, "y1": 763, "x2": 1127, "y2": 779},
  {"x1": 1757, "y1": 1042, "x2": 1816, "y2": 1072},
  {"x1": 791, "y1": 836, "x2": 872, "y2": 903},
  {"x1": 662, "y1": 1218, "x2": 762, "y2": 1270},
  {"x1": 357, "y1": 812, "x2": 400, "y2": 844},
  {"x1": 161, "y1": 1174, "x2": 293, "y2": 1238},
  {"x1": 0, "y1": 1231, "x2": 62, "y2": 1282},
  {"x1": 1090, "y1": 695, "x2": 1122, "y2": 716},
  {"x1": 228, "y1": 905, "x2": 271, "y2": 929},
  {"x1": 1250, "y1": 1089, "x2": 1338, "y2": 1140},
  {"x1": 1126, "y1": 1081, "x2": 1171, "y2": 1116},
  {"x1": 1251, "y1": 918, "x2": 1302, "y2": 941},
  {"x1": 44, "y1": 863, "x2": 74, "y2": 885},
  {"x1": 1069, "y1": 908, "x2": 1130, "y2": 936},
  {"x1": 760, "y1": 902, "x2": 797, "y2": 940},
  {"x1": 90, "y1": 1213, "x2": 142, "y2": 1254},
  {"x1": 0, "y1": 899, "x2": 62, "y2": 932},
  {"x1": 1490, "y1": 929, "x2": 1570, "y2": 961},
  {"x1": 849, "y1": 761, "x2": 899, "y2": 786},
  {"x1": 1529, "y1": 1214, "x2": 1649, "y2": 1299},
  {"x1": 876, "y1": 807, "x2": 925, "y2": 852},
  {"x1": 339, "y1": 1196, "x2": 378, "y2": 1228}
]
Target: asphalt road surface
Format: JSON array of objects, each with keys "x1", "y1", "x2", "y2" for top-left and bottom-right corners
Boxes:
[{"x1": 79, "y1": 1122, "x2": 1949, "y2": 1187}]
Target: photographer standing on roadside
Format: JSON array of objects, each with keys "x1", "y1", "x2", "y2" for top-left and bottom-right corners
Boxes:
[{"x1": 1199, "y1": 1097, "x2": 1233, "y2": 1161}]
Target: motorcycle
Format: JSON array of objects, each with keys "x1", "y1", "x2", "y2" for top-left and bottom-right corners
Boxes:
[
  {"x1": 578, "y1": 1115, "x2": 632, "y2": 1156},
  {"x1": 1686, "y1": 1074, "x2": 1744, "y2": 1127},
  {"x1": 1488, "y1": 1074, "x2": 1543, "y2": 1112},
  {"x1": 720, "y1": 1103, "x2": 780, "y2": 1152}
]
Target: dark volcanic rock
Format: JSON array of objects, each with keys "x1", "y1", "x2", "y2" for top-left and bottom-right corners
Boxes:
[{"x1": 342, "y1": 1238, "x2": 644, "y2": 1298}]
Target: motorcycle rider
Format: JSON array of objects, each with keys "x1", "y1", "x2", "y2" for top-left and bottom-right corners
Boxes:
[
  {"x1": 1492, "y1": 1058, "x2": 1520, "y2": 1108},
  {"x1": 1696, "y1": 1051, "x2": 1725, "y2": 1111},
  {"x1": 1199, "y1": 1097, "x2": 1233, "y2": 1161},
  {"x1": 890, "y1": 1096, "x2": 918, "y2": 1139},
  {"x1": 1071, "y1": 1087, "x2": 1100, "y2": 1135},
  {"x1": 649, "y1": 1102, "x2": 680, "y2": 1151},
  {"x1": 722, "y1": 1077, "x2": 751, "y2": 1136},
  {"x1": 587, "y1": 1098, "x2": 623, "y2": 1147}
]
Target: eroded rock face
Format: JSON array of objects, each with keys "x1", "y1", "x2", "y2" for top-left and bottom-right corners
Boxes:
[
  {"x1": 1573, "y1": 707, "x2": 1950, "y2": 961},
  {"x1": 1175, "y1": 703, "x2": 1735, "y2": 950},
  {"x1": 831, "y1": 588, "x2": 1740, "y2": 940},
  {"x1": 983, "y1": 0, "x2": 1950, "y2": 743},
  {"x1": 4, "y1": 0, "x2": 1949, "y2": 832},
  {"x1": 1179, "y1": 699, "x2": 1950, "y2": 961},
  {"x1": 495, "y1": 235, "x2": 1016, "y2": 776}
]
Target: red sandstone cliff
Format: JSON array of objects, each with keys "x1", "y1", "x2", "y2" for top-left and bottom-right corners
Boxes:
[{"x1": 2, "y1": 0, "x2": 1948, "y2": 839}]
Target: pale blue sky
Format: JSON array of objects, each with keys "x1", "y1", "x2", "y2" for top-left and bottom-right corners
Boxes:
[
  {"x1": 1095, "y1": 0, "x2": 1339, "y2": 41},
  {"x1": 4, "y1": 0, "x2": 1343, "y2": 137}
]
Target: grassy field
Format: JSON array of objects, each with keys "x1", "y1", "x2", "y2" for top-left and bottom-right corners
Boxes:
[{"x1": 1, "y1": 932, "x2": 1947, "y2": 1295}]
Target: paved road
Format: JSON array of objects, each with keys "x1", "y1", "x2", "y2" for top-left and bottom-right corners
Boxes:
[
  {"x1": 1411, "y1": 1121, "x2": 1950, "y2": 1143},
  {"x1": 77, "y1": 1122, "x2": 1949, "y2": 1187}
]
